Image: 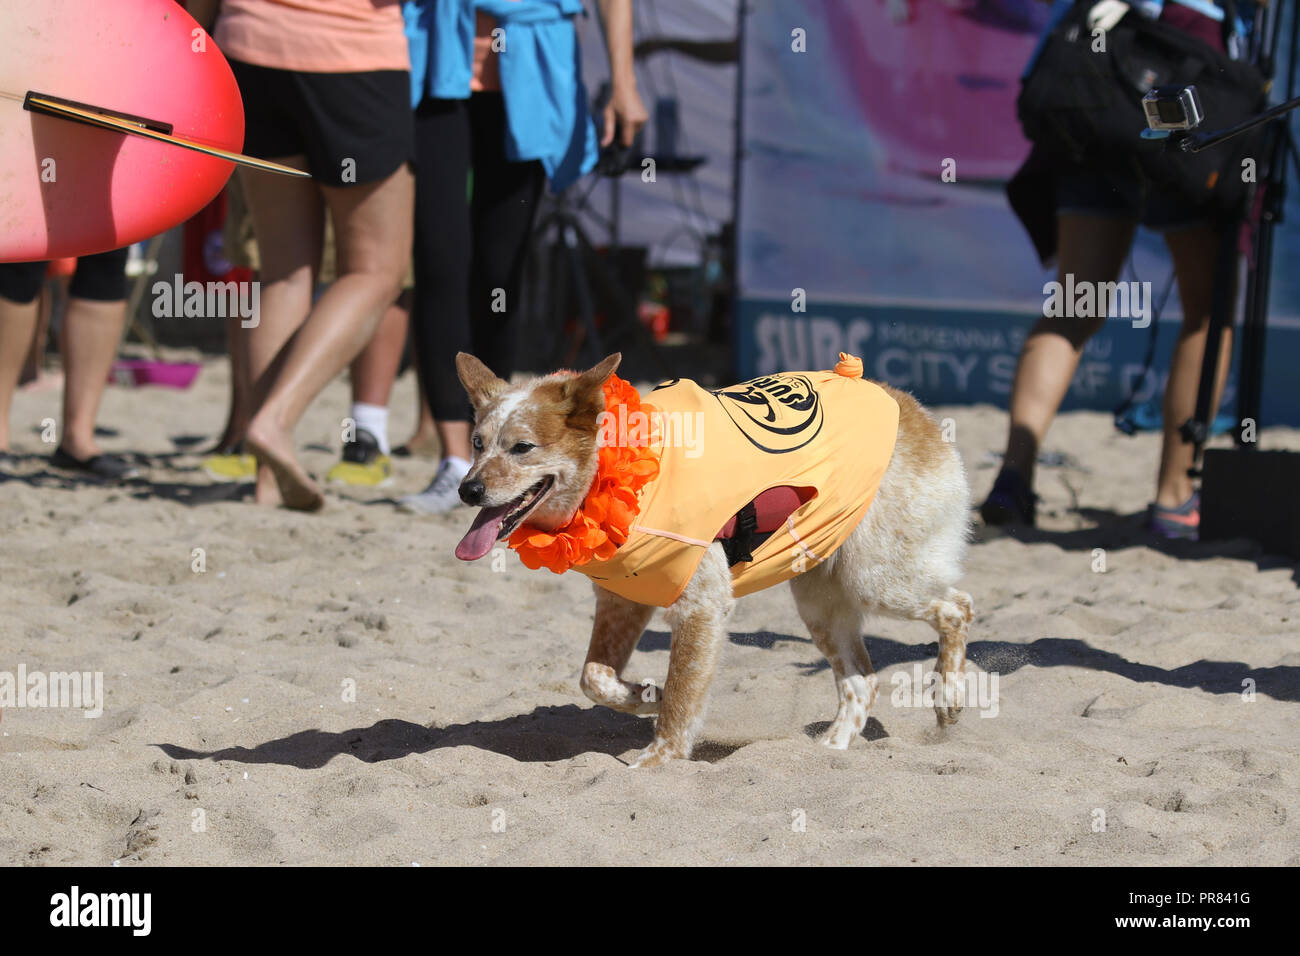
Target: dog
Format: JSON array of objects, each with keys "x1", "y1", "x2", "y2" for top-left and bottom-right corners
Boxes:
[{"x1": 453, "y1": 351, "x2": 973, "y2": 768}]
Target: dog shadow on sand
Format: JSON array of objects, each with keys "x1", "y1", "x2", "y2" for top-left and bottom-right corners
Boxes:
[
  {"x1": 157, "y1": 705, "x2": 659, "y2": 770},
  {"x1": 157, "y1": 626, "x2": 1298, "y2": 770}
]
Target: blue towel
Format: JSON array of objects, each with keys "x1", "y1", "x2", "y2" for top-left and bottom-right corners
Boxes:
[{"x1": 404, "y1": 0, "x2": 598, "y2": 192}]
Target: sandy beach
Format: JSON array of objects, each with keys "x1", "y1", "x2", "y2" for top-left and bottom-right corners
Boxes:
[{"x1": 2, "y1": 354, "x2": 1298, "y2": 866}]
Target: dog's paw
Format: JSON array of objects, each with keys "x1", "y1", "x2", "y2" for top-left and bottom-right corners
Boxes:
[
  {"x1": 628, "y1": 741, "x2": 685, "y2": 768},
  {"x1": 818, "y1": 725, "x2": 855, "y2": 749},
  {"x1": 580, "y1": 664, "x2": 662, "y2": 715},
  {"x1": 934, "y1": 678, "x2": 964, "y2": 726},
  {"x1": 632, "y1": 682, "x2": 661, "y2": 716}
]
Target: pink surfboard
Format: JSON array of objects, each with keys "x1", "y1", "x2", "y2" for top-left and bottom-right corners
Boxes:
[{"x1": 0, "y1": 0, "x2": 288, "y2": 262}]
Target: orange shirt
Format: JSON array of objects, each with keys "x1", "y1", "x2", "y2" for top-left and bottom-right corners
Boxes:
[
  {"x1": 214, "y1": 0, "x2": 409, "y2": 74},
  {"x1": 576, "y1": 358, "x2": 900, "y2": 607}
]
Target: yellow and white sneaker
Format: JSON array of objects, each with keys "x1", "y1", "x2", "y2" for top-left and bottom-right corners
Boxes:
[{"x1": 326, "y1": 429, "x2": 393, "y2": 488}]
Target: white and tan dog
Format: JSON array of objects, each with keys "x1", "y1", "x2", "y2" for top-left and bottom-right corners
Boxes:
[{"x1": 453, "y1": 352, "x2": 973, "y2": 768}]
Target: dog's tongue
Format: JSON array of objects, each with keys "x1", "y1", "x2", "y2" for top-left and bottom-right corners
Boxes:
[{"x1": 456, "y1": 503, "x2": 512, "y2": 561}]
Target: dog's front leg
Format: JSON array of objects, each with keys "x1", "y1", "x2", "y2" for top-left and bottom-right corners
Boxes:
[
  {"x1": 631, "y1": 545, "x2": 734, "y2": 768},
  {"x1": 581, "y1": 585, "x2": 657, "y2": 714}
]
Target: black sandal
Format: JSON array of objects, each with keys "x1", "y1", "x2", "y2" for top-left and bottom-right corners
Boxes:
[{"x1": 50, "y1": 446, "x2": 141, "y2": 481}]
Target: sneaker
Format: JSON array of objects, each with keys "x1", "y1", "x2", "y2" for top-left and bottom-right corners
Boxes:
[
  {"x1": 979, "y1": 467, "x2": 1037, "y2": 527},
  {"x1": 326, "y1": 428, "x2": 392, "y2": 487},
  {"x1": 202, "y1": 446, "x2": 257, "y2": 482},
  {"x1": 1148, "y1": 492, "x2": 1200, "y2": 541},
  {"x1": 397, "y1": 456, "x2": 471, "y2": 514}
]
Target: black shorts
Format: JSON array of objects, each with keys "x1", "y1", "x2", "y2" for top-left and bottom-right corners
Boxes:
[
  {"x1": 229, "y1": 59, "x2": 413, "y2": 187},
  {"x1": 0, "y1": 247, "x2": 129, "y2": 305},
  {"x1": 1056, "y1": 164, "x2": 1206, "y2": 233}
]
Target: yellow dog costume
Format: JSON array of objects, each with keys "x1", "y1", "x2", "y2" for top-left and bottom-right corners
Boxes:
[{"x1": 559, "y1": 354, "x2": 899, "y2": 607}]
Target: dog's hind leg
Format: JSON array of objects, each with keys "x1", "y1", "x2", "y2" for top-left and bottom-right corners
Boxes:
[
  {"x1": 581, "y1": 585, "x2": 658, "y2": 715},
  {"x1": 919, "y1": 588, "x2": 973, "y2": 726},
  {"x1": 790, "y1": 570, "x2": 875, "y2": 749},
  {"x1": 631, "y1": 544, "x2": 733, "y2": 768}
]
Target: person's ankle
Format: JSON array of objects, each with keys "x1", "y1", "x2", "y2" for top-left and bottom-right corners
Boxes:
[
  {"x1": 1155, "y1": 485, "x2": 1196, "y2": 510},
  {"x1": 246, "y1": 411, "x2": 283, "y2": 443},
  {"x1": 1001, "y1": 461, "x2": 1033, "y2": 488},
  {"x1": 60, "y1": 431, "x2": 100, "y2": 460}
]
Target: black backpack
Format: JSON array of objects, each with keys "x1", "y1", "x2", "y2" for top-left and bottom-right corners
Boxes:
[{"x1": 1017, "y1": 1, "x2": 1268, "y2": 213}]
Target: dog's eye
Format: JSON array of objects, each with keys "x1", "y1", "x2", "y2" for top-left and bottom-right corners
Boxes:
[
  {"x1": 472, "y1": 434, "x2": 483, "y2": 451},
  {"x1": 510, "y1": 442, "x2": 535, "y2": 455}
]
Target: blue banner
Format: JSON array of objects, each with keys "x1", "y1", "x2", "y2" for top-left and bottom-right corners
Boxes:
[{"x1": 736, "y1": 0, "x2": 1300, "y2": 425}]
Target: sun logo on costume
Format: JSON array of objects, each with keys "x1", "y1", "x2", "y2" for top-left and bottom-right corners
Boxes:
[{"x1": 709, "y1": 373, "x2": 824, "y2": 453}]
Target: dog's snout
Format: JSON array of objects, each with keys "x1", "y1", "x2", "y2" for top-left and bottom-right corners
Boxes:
[{"x1": 459, "y1": 477, "x2": 486, "y2": 506}]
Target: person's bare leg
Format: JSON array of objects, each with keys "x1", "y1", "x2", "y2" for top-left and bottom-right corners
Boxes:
[
  {"x1": 237, "y1": 158, "x2": 323, "y2": 505},
  {"x1": 1155, "y1": 223, "x2": 1233, "y2": 510},
  {"x1": 246, "y1": 163, "x2": 414, "y2": 510},
  {"x1": 211, "y1": 313, "x2": 255, "y2": 452},
  {"x1": 59, "y1": 297, "x2": 128, "y2": 459},
  {"x1": 349, "y1": 288, "x2": 410, "y2": 407},
  {"x1": 1002, "y1": 213, "x2": 1137, "y2": 483},
  {"x1": 0, "y1": 295, "x2": 41, "y2": 451}
]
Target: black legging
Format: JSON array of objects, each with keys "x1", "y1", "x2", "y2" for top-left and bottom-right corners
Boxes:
[{"x1": 411, "y1": 92, "x2": 545, "y2": 422}]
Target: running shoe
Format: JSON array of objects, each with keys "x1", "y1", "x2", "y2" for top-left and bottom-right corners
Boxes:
[
  {"x1": 979, "y1": 467, "x2": 1037, "y2": 527},
  {"x1": 326, "y1": 428, "x2": 392, "y2": 487},
  {"x1": 397, "y1": 456, "x2": 471, "y2": 514},
  {"x1": 1148, "y1": 492, "x2": 1200, "y2": 541}
]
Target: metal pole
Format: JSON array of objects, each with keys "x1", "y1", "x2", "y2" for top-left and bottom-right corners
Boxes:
[{"x1": 729, "y1": 0, "x2": 747, "y2": 380}]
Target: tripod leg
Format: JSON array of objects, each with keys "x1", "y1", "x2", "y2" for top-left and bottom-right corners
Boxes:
[
  {"x1": 1239, "y1": 212, "x2": 1271, "y2": 444},
  {"x1": 1237, "y1": 126, "x2": 1290, "y2": 444}
]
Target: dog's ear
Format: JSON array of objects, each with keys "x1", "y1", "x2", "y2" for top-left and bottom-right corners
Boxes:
[
  {"x1": 456, "y1": 352, "x2": 507, "y2": 410},
  {"x1": 562, "y1": 352, "x2": 622, "y2": 423}
]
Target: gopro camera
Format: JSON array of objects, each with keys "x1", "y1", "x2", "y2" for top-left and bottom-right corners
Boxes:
[{"x1": 1142, "y1": 84, "x2": 1204, "y2": 131}]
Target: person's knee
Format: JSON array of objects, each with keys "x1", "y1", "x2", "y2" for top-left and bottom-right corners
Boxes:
[
  {"x1": 1030, "y1": 314, "x2": 1106, "y2": 350},
  {"x1": 1075, "y1": 314, "x2": 1109, "y2": 344},
  {"x1": 343, "y1": 257, "x2": 407, "y2": 307}
]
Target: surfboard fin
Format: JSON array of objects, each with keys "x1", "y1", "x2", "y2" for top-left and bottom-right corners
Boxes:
[{"x1": 22, "y1": 91, "x2": 312, "y2": 179}]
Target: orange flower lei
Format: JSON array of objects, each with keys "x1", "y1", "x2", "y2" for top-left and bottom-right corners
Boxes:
[{"x1": 508, "y1": 374, "x2": 660, "y2": 574}]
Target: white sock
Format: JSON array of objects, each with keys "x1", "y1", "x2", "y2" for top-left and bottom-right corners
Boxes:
[
  {"x1": 444, "y1": 455, "x2": 471, "y2": 476},
  {"x1": 350, "y1": 402, "x2": 390, "y2": 455}
]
